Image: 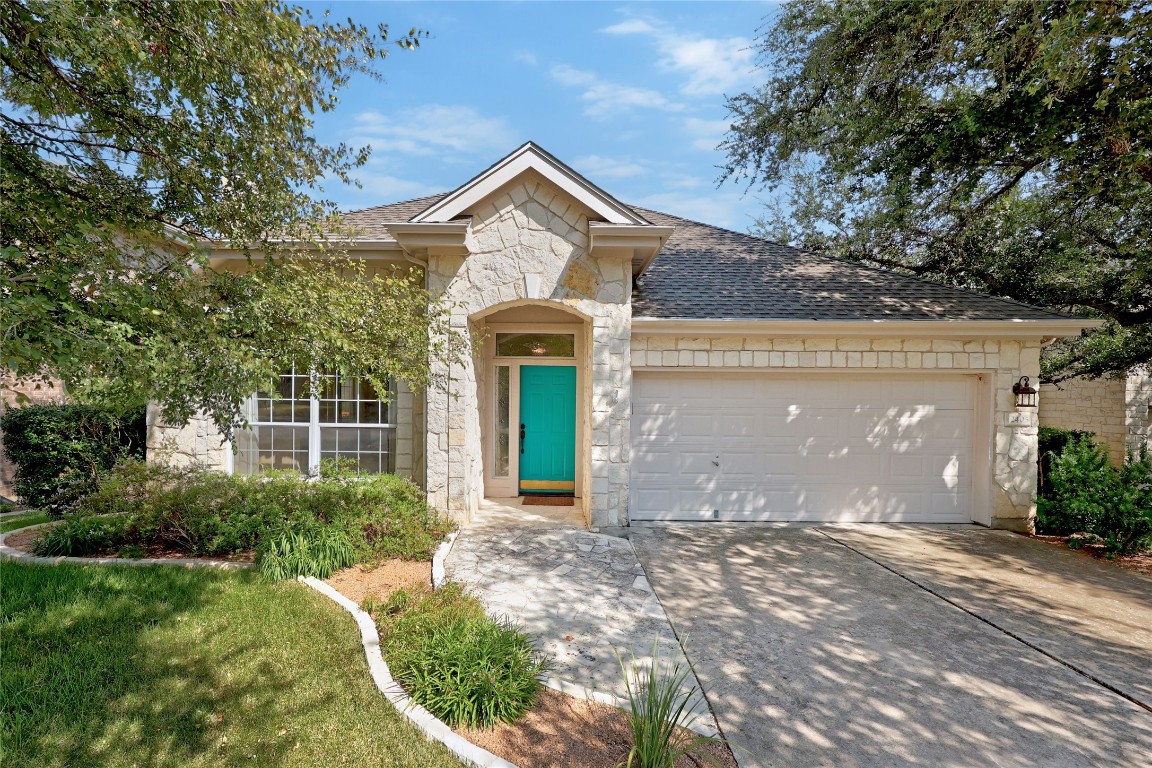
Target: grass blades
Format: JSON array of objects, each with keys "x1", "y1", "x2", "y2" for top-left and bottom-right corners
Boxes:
[
  {"x1": 0, "y1": 561, "x2": 464, "y2": 768},
  {"x1": 616, "y1": 637, "x2": 725, "y2": 768},
  {"x1": 0, "y1": 511, "x2": 50, "y2": 534}
]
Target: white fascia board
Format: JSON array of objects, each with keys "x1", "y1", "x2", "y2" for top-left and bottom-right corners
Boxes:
[
  {"x1": 588, "y1": 224, "x2": 675, "y2": 247},
  {"x1": 630, "y1": 317, "x2": 1104, "y2": 339},
  {"x1": 412, "y1": 143, "x2": 644, "y2": 225},
  {"x1": 589, "y1": 224, "x2": 676, "y2": 276},
  {"x1": 206, "y1": 240, "x2": 409, "y2": 268},
  {"x1": 383, "y1": 222, "x2": 471, "y2": 256}
]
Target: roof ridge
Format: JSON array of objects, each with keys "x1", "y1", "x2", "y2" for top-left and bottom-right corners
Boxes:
[{"x1": 342, "y1": 193, "x2": 450, "y2": 217}]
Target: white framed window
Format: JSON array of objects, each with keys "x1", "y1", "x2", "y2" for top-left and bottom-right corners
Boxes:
[{"x1": 233, "y1": 367, "x2": 396, "y2": 476}]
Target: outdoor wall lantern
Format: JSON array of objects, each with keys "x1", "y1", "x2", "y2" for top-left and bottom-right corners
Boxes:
[{"x1": 1012, "y1": 376, "x2": 1038, "y2": 408}]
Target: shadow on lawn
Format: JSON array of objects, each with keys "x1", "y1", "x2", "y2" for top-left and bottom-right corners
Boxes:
[{"x1": 1, "y1": 562, "x2": 317, "y2": 766}]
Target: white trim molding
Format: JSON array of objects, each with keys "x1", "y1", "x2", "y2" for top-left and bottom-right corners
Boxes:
[
  {"x1": 631, "y1": 317, "x2": 1103, "y2": 339},
  {"x1": 412, "y1": 142, "x2": 648, "y2": 226}
]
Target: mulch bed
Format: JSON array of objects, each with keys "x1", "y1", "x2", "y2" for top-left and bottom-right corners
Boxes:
[
  {"x1": 455, "y1": 687, "x2": 738, "y2": 768},
  {"x1": 324, "y1": 561, "x2": 432, "y2": 605},
  {"x1": 1027, "y1": 533, "x2": 1152, "y2": 577}
]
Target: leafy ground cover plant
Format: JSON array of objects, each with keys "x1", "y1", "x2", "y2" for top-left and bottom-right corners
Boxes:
[
  {"x1": 1038, "y1": 436, "x2": 1152, "y2": 554},
  {"x1": 31, "y1": 461, "x2": 452, "y2": 577},
  {"x1": 377, "y1": 582, "x2": 548, "y2": 729},
  {"x1": 616, "y1": 638, "x2": 725, "y2": 768},
  {"x1": 32, "y1": 514, "x2": 129, "y2": 557}
]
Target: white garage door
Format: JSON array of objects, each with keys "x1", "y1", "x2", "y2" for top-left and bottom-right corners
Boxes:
[{"x1": 631, "y1": 372, "x2": 975, "y2": 522}]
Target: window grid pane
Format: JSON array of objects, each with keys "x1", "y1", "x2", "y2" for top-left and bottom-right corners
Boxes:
[{"x1": 235, "y1": 368, "x2": 395, "y2": 476}]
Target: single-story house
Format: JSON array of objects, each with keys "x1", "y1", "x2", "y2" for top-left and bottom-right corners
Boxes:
[{"x1": 149, "y1": 142, "x2": 1102, "y2": 532}]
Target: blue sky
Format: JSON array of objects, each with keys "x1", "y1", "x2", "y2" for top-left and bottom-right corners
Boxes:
[{"x1": 307, "y1": 1, "x2": 781, "y2": 231}]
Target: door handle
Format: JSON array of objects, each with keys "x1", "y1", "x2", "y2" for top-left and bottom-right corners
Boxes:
[{"x1": 520, "y1": 423, "x2": 526, "y2": 454}]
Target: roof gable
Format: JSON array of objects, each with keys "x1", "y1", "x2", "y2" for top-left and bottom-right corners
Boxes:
[{"x1": 411, "y1": 142, "x2": 648, "y2": 225}]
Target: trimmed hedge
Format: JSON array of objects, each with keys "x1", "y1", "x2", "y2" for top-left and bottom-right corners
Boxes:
[{"x1": 0, "y1": 404, "x2": 146, "y2": 513}]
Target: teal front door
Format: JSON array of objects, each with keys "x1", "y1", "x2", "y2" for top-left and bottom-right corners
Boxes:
[{"x1": 519, "y1": 365, "x2": 576, "y2": 494}]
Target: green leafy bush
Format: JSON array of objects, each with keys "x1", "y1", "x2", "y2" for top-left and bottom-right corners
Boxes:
[
  {"x1": 49, "y1": 461, "x2": 453, "y2": 577},
  {"x1": 1038, "y1": 426, "x2": 1095, "y2": 500},
  {"x1": 0, "y1": 404, "x2": 146, "y2": 513},
  {"x1": 378, "y1": 583, "x2": 548, "y2": 729},
  {"x1": 32, "y1": 515, "x2": 129, "y2": 557},
  {"x1": 1038, "y1": 436, "x2": 1152, "y2": 553},
  {"x1": 616, "y1": 638, "x2": 724, "y2": 768}
]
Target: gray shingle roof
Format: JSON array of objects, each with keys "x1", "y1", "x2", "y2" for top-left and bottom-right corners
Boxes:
[{"x1": 342, "y1": 196, "x2": 1069, "y2": 322}]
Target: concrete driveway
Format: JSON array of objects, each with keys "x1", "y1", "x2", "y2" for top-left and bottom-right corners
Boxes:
[{"x1": 631, "y1": 524, "x2": 1152, "y2": 768}]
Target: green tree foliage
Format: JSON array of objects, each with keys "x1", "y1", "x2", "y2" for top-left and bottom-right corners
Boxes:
[
  {"x1": 1, "y1": 0, "x2": 458, "y2": 432},
  {"x1": 723, "y1": 0, "x2": 1151, "y2": 380}
]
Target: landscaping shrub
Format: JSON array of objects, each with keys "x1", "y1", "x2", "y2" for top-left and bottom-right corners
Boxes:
[
  {"x1": 258, "y1": 526, "x2": 358, "y2": 580},
  {"x1": 32, "y1": 514, "x2": 129, "y2": 557},
  {"x1": 377, "y1": 583, "x2": 548, "y2": 729},
  {"x1": 1037, "y1": 426, "x2": 1095, "y2": 500},
  {"x1": 0, "y1": 403, "x2": 146, "y2": 514},
  {"x1": 1038, "y1": 436, "x2": 1152, "y2": 553},
  {"x1": 616, "y1": 638, "x2": 723, "y2": 768},
  {"x1": 49, "y1": 461, "x2": 453, "y2": 577}
]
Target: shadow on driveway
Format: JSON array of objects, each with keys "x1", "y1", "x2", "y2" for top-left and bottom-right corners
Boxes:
[{"x1": 632, "y1": 525, "x2": 1152, "y2": 768}]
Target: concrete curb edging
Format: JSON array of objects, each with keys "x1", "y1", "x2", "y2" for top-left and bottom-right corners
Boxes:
[
  {"x1": 298, "y1": 575, "x2": 518, "y2": 768},
  {"x1": 432, "y1": 531, "x2": 459, "y2": 589},
  {"x1": 0, "y1": 522, "x2": 255, "y2": 570}
]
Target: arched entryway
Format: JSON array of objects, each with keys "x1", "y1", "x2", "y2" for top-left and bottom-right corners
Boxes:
[{"x1": 472, "y1": 301, "x2": 591, "y2": 522}]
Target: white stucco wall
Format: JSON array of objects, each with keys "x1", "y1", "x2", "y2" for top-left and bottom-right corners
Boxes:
[
  {"x1": 631, "y1": 334, "x2": 1045, "y2": 532},
  {"x1": 423, "y1": 171, "x2": 633, "y2": 527}
]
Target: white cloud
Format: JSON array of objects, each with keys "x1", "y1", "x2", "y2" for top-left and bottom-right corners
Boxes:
[
  {"x1": 346, "y1": 105, "x2": 517, "y2": 157},
  {"x1": 549, "y1": 64, "x2": 683, "y2": 118},
  {"x1": 682, "y1": 117, "x2": 731, "y2": 152},
  {"x1": 572, "y1": 154, "x2": 649, "y2": 180},
  {"x1": 602, "y1": 17, "x2": 755, "y2": 97},
  {"x1": 514, "y1": 51, "x2": 538, "y2": 66},
  {"x1": 602, "y1": 19, "x2": 657, "y2": 35}
]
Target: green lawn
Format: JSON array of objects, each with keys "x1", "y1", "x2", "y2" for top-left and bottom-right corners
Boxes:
[
  {"x1": 1, "y1": 561, "x2": 464, "y2": 767},
  {"x1": 1, "y1": 511, "x2": 50, "y2": 534}
]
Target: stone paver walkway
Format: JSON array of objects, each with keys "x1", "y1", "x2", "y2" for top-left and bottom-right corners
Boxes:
[{"x1": 445, "y1": 500, "x2": 707, "y2": 716}]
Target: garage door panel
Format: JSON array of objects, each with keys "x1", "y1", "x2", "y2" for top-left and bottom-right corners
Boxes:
[{"x1": 632, "y1": 373, "x2": 975, "y2": 523}]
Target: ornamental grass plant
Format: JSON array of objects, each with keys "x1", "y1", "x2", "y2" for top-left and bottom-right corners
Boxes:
[{"x1": 616, "y1": 638, "x2": 726, "y2": 768}]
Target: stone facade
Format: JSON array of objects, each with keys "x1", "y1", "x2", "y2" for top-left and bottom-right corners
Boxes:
[
  {"x1": 146, "y1": 405, "x2": 230, "y2": 469},
  {"x1": 631, "y1": 334, "x2": 1045, "y2": 531},
  {"x1": 1039, "y1": 371, "x2": 1152, "y2": 464},
  {"x1": 423, "y1": 171, "x2": 633, "y2": 528}
]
